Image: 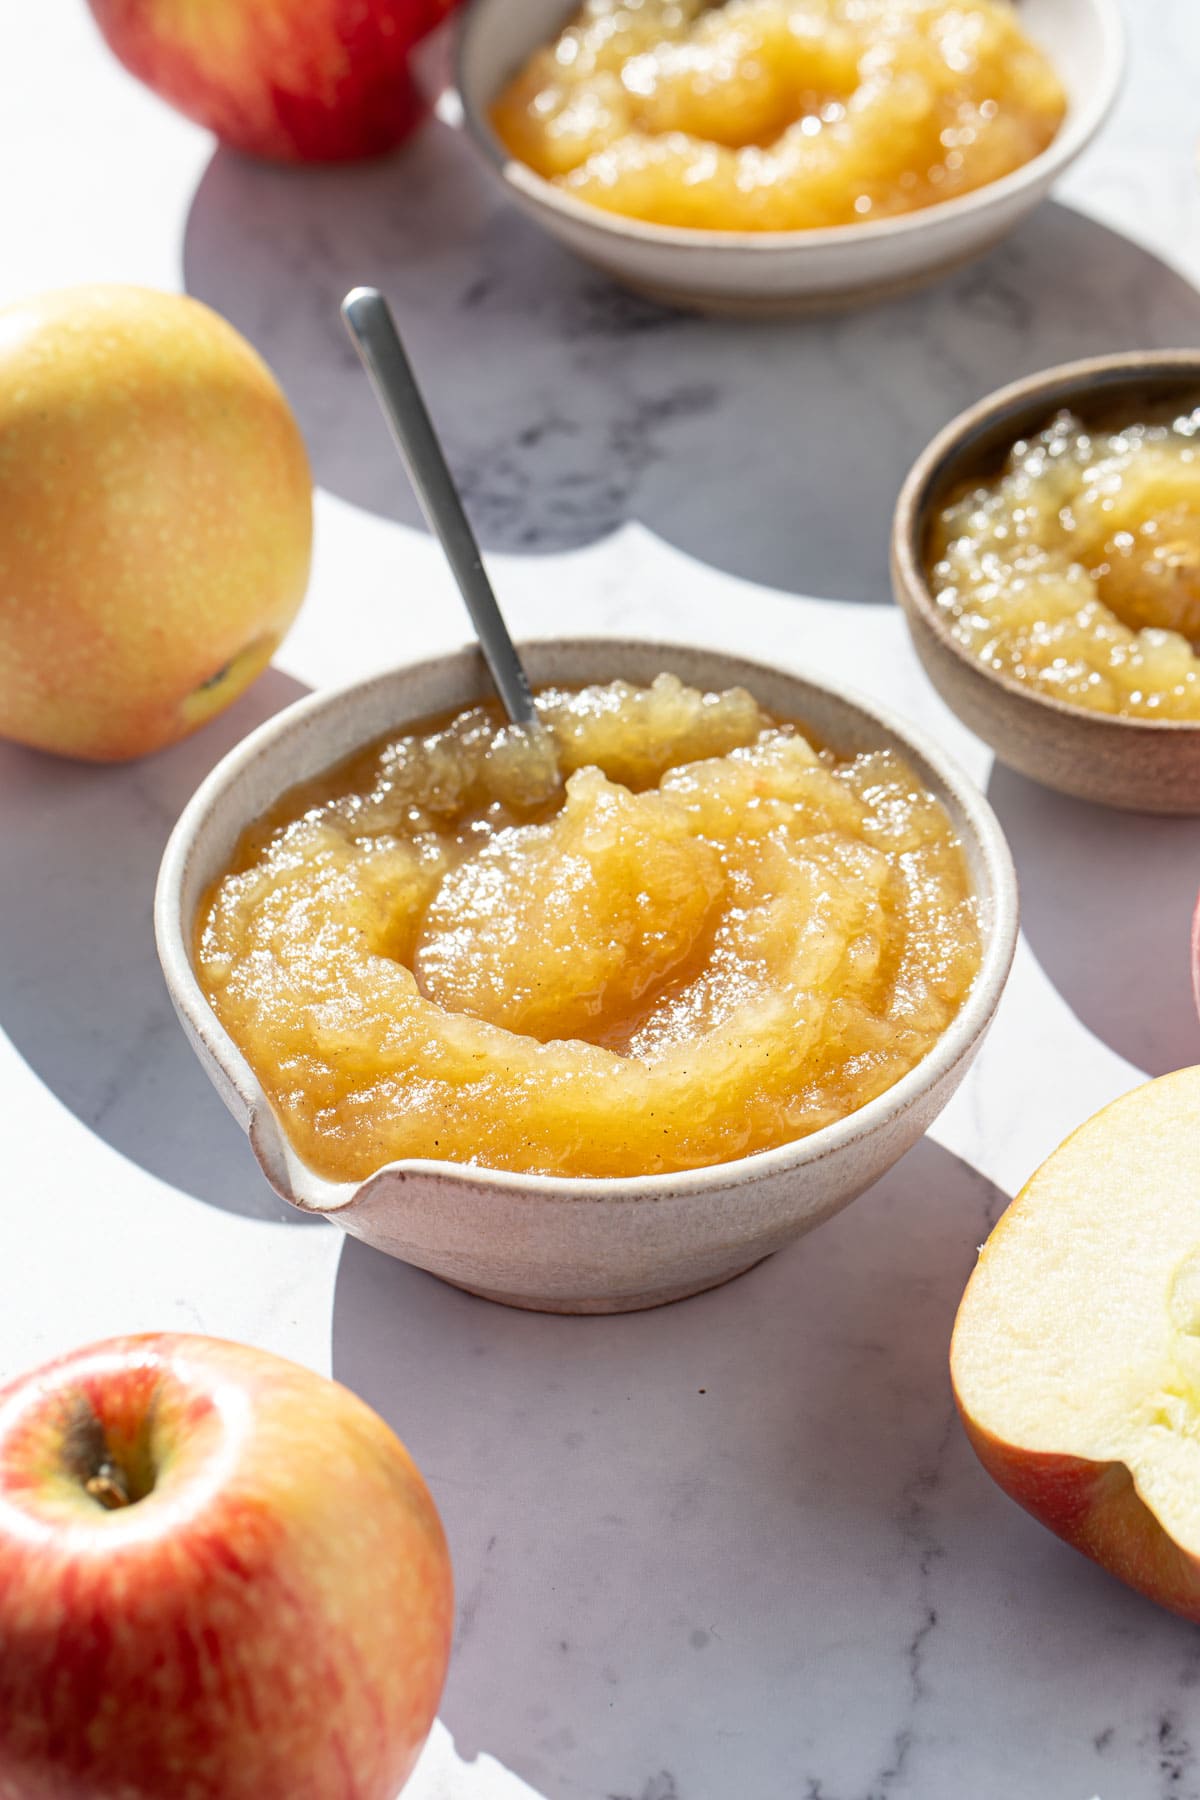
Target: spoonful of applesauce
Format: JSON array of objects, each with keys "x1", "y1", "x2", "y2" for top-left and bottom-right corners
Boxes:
[{"x1": 341, "y1": 286, "x2": 559, "y2": 790}]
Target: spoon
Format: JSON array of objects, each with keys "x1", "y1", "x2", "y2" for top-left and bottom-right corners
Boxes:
[{"x1": 340, "y1": 285, "x2": 536, "y2": 727}]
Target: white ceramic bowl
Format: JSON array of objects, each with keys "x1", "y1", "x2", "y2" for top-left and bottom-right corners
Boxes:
[
  {"x1": 454, "y1": 0, "x2": 1124, "y2": 314},
  {"x1": 156, "y1": 639, "x2": 1018, "y2": 1314}
]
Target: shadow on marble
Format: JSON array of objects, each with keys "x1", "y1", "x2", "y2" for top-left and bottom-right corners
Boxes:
[
  {"x1": 987, "y1": 765, "x2": 1200, "y2": 1079},
  {"x1": 333, "y1": 1138, "x2": 1020, "y2": 1800},
  {"x1": 336, "y1": 1131, "x2": 1200, "y2": 1798},
  {"x1": 0, "y1": 669, "x2": 316, "y2": 1224},
  {"x1": 183, "y1": 119, "x2": 1200, "y2": 604}
]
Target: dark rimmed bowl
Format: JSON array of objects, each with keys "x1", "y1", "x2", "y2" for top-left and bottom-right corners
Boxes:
[{"x1": 892, "y1": 351, "x2": 1200, "y2": 814}]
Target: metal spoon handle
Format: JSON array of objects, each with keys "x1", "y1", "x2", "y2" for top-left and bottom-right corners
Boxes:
[{"x1": 340, "y1": 285, "x2": 535, "y2": 726}]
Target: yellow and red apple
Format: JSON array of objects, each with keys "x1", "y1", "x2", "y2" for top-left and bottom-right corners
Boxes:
[
  {"x1": 0, "y1": 1333, "x2": 453, "y2": 1799},
  {"x1": 86, "y1": 0, "x2": 458, "y2": 162},
  {"x1": 0, "y1": 284, "x2": 312, "y2": 762},
  {"x1": 952, "y1": 1065, "x2": 1200, "y2": 1621}
]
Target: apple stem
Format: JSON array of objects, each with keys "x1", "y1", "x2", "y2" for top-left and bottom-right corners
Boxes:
[{"x1": 85, "y1": 1461, "x2": 131, "y2": 1511}]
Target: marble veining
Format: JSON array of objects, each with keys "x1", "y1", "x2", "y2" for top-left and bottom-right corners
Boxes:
[
  {"x1": 181, "y1": 114, "x2": 1200, "y2": 601},
  {"x1": 3, "y1": 2, "x2": 1200, "y2": 1797}
]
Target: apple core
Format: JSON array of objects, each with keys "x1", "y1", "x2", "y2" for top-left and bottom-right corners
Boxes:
[
  {"x1": 952, "y1": 1067, "x2": 1200, "y2": 1622},
  {"x1": 1167, "y1": 1249, "x2": 1200, "y2": 1339}
]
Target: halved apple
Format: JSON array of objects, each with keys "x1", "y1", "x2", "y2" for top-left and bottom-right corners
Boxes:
[{"x1": 952, "y1": 1066, "x2": 1200, "y2": 1621}]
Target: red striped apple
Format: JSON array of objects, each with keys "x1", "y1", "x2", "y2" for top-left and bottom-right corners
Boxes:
[
  {"x1": 86, "y1": 0, "x2": 458, "y2": 162},
  {"x1": 952, "y1": 1066, "x2": 1200, "y2": 1621},
  {"x1": 0, "y1": 1334, "x2": 453, "y2": 1800},
  {"x1": 0, "y1": 285, "x2": 312, "y2": 763}
]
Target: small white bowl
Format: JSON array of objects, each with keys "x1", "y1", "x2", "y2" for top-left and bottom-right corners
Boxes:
[
  {"x1": 454, "y1": 0, "x2": 1124, "y2": 314},
  {"x1": 155, "y1": 639, "x2": 1018, "y2": 1314}
]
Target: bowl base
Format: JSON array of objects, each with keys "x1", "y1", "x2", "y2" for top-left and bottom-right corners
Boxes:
[
  {"x1": 599, "y1": 237, "x2": 1001, "y2": 319},
  {"x1": 438, "y1": 1253, "x2": 772, "y2": 1314}
]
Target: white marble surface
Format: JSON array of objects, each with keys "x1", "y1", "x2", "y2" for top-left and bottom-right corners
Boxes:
[{"x1": 3, "y1": 6, "x2": 1200, "y2": 1796}]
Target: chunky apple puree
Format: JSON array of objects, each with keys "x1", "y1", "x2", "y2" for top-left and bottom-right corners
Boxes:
[
  {"x1": 490, "y1": 0, "x2": 1065, "y2": 233},
  {"x1": 196, "y1": 676, "x2": 981, "y2": 1180},
  {"x1": 928, "y1": 407, "x2": 1200, "y2": 719}
]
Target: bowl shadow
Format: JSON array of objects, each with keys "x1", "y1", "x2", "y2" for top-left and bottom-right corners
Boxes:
[
  {"x1": 333, "y1": 1138, "x2": 1021, "y2": 1799},
  {"x1": 183, "y1": 118, "x2": 1200, "y2": 603},
  {"x1": 0, "y1": 669, "x2": 317, "y2": 1223},
  {"x1": 986, "y1": 763, "x2": 1200, "y2": 1077}
]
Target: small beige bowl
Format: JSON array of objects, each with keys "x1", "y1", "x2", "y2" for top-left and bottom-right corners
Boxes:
[
  {"x1": 155, "y1": 639, "x2": 1017, "y2": 1314},
  {"x1": 892, "y1": 352, "x2": 1200, "y2": 815},
  {"x1": 454, "y1": 0, "x2": 1123, "y2": 315}
]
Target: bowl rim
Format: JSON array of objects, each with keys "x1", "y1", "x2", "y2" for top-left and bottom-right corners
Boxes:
[
  {"x1": 892, "y1": 348, "x2": 1200, "y2": 739},
  {"x1": 155, "y1": 637, "x2": 1019, "y2": 1209},
  {"x1": 452, "y1": 0, "x2": 1125, "y2": 256}
]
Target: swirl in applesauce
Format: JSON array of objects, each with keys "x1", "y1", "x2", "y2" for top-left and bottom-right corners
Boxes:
[
  {"x1": 490, "y1": 0, "x2": 1065, "y2": 233},
  {"x1": 196, "y1": 676, "x2": 981, "y2": 1180},
  {"x1": 928, "y1": 406, "x2": 1200, "y2": 719}
]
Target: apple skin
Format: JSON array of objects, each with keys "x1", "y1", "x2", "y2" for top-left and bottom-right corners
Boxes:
[
  {"x1": 956, "y1": 1413, "x2": 1200, "y2": 1625},
  {"x1": 0, "y1": 285, "x2": 312, "y2": 763},
  {"x1": 86, "y1": 0, "x2": 457, "y2": 162},
  {"x1": 0, "y1": 1334, "x2": 453, "y2": 1800}
]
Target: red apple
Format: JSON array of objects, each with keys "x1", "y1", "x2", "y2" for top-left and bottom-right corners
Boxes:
[
  {"x1": 0, "y1": 1334, "x2": 453, "y2": 1799},
  {"x1": 952, "y1": 1067, "x2": 1200, "y2": 1622},
  {"x1": 86, "y1": 0, "x2": 458, "y2": 162}
]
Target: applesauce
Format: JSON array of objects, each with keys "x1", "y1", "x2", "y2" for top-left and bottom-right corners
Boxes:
[
  {"x1": 490, "y1": 0, "x2": 1065, "y2": 233},
  {"x1": 927, "y1": 406, "x2": 1200, "y2": 720},
  {"x1": 196, "y1": 675, "x2": 981, "y2": 1180}
]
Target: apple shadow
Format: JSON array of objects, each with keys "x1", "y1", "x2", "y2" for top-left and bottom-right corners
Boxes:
[
  {"x1": 0, "y1": 669, "x2": 317, "y2": 1223},
  {"x1": 182, "y1": 118, "x2": 1200, "y2": 603},
  {"x1": 332, "y1": 1139, "x2": 1012, "y2": 1799},
  {"x1": 986, "y1": 765, "x2": 1200, "y2": 1078}
]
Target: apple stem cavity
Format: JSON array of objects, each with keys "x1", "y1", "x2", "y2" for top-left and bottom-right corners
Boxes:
[
  {"x1": 61, "y1": 1396, "x2": 154, "y2": 1512},
  {"x1": 194, "y1": 658, "x2": 236, "y2": 696},
  {"x1": 181, "y1": 633, "x2": 280, "y2": 730}
]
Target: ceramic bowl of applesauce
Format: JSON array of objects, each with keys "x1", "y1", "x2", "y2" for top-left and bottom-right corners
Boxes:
[
  {"x1": 156, "y1": 639, "x2": 1018, "y2": 1313},
  {"x1": 893, "y1": 352, "x2": 1200, "y2": 813},
  {"x1": 453, "y1": 0, "x2": 1123, "y2": 314}
]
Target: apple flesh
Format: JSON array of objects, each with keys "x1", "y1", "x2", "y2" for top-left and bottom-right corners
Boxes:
[
  {"x1": 952, "y1": 1066, "x2": 1200, "y2": 1621},
  {"x1": 0, "y1": 1334, "x2": 453, "y2": 1800},
  {"x1": 86, "y1": 0, "x2": 457, "y2": 162},
  {"x1": 0, "y1": 285, "x2": 312, "y2": 762}
]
